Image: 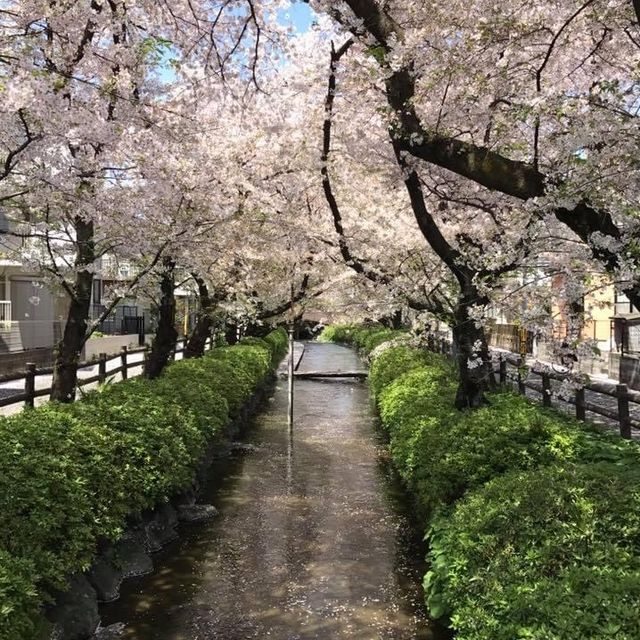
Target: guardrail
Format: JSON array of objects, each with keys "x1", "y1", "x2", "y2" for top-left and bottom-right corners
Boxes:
[
  {"x1": 0, "y1": 300, "x2": 11, "y2": 329},
  {"x1": 425, "y1": 335, "x2": 639, "y2": 440},
  {"x1": 0, "y1": 338, "x2": 213, "y2": 411}
]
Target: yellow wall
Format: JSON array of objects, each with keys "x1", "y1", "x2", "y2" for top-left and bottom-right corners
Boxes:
[{"x1": 583, "y1": 283, "x2": 613, "y2": 344}]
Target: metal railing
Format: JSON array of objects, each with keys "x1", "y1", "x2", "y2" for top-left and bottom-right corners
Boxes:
[
  {"x1": 426, "y1": 335, "x2": 639, "y2": 440},
  {"x1": 0, "y1": 337, "x2": 213, "y2": 411},
  {"x1": 0, "y1": 300, "x2": 11, "y2": 329}
]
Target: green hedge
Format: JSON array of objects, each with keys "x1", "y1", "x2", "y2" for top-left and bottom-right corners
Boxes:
[
  {"x1": 318, "y1": 323, "x2": 407, "y2": 358},
  {"x1": 261, "y1": 327, "x2": 289, "y2": 365},
  {"x1": 317, "y1": 323, "x2": 358, "y2": 344},
  {"x1": 370, "y1": 345, "x2": 451, "y2": 397},
  {"x1": 321, "y1": 324, "x2": 640, "y2": 639},
  {"x1": 428, "y1": 463, "x2": 640, "y2": 640},
  {"x1": 0, "y1": 329, "x2": 285, "y2": 639}
]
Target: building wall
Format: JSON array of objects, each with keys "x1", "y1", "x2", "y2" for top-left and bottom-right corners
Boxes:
[
  {"x1": 82, "y1": 334, "x2": 144, "y2": 361},
  {"x1": 10, "y1": 277, "x2": 56, "y2": 350},
  {"x1": 583, "y1": 283, "x2": 613, "y2": 348}
]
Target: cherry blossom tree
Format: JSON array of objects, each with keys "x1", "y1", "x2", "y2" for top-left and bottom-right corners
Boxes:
[
  {"x1": 0, "y1": 0, "x2": 289, "y2": 398},
  {"x1": 294, "y1": 0, "x2": 640, "y2": 405}
]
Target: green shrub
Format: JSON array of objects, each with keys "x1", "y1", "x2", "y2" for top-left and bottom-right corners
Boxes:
[
  {"x1": 319, "y1": 323, "x2": 409, "y2": 359},
  {"x1": 208, "y1": 344, "x2": 271, "y2": 386},
  {"x1": 385, "y1": 389, "x2": 640, "y2": 515},
  {"x1": 72, "y1": 378, "x2": 204, "y2": 519},
  {"x1": 206, "y1": 344, "x2": 272, "y2": 411},
  {"x1": 0, "y1": 406, "x2": 99, "y2": 589},
  {"x1": 263, "y1": 327, "x2": 288, "y2": 364},
  {"x1": 0, "y1": 550, "x2": 42, "y2": 640},
  {"x1": 377, "y1": 367, "x2": 456, "y2": 502},
  {"x1": 369, "y1": 345, "x2": 448, "y2": 397},
  {"x1": 0, "y1": 329, "x2": 283, "y2": 633},
  {"x1": 162, "y1": 356, "x2": 234, "y2": 421},
  {"x1": 168, "y1": 356, "x2": 246, "y2": 414},
  {"x1": 352, "y1": 331, "x2": 640, "y2": 639},
  {"x1": 317, "y1": 324, "x2": 357, "y2": 344},
  {"x1": 377, "y1": 364, "x2": 455, "y2": 430},
  {"x1": 348, "y1": 325, "x2": 399, "y2": 354},
  {"x1": 426, "y1": 463, "x2": 640, "y2": 640},
  {"x1": 238, "y1": 336, "x2": 271, "y2": 351}
]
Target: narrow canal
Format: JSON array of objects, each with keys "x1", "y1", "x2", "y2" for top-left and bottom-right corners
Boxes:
[{"x1": 100, "y1": 342, "x2": 448, "y2": 639}]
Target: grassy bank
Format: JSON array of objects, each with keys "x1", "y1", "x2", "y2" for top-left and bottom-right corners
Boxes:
[
  {"x1": 0, "y1": 328, "x2": 287, "y2": 639},
  {"x1": 321, "y1": 324, "x2": 640, "y2": 640}
]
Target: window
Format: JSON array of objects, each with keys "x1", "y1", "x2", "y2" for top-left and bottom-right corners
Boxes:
[
  {"x1": 614, "y1": 291, "x2": 636, "y2": 315},
  {"x1": 92, "y1": 279, "x2": 102, "y2": 305}
]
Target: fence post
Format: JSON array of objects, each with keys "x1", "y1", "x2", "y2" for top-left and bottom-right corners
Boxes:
[
  {"x1": 25, "y1": 363, "x2": 36, "y2": 408},
  {"x1": 542, "y1": 372, "x2": 552, "y2": 407},
  {"x1": 575, "y1": 387, "x2": 586, "y2": 421},
  {"x1": 138, "y1": 317, "x2": 145, "y2": 347},
  {"x1": 499, "y1": 357, "x2": 507, "y2": 386},
  {"x1": 121, "y1": 346, "x2": 128, "y2": 380},
  {"x1": 428, "y1": 335, "x2": 435, "y2": 352},
  {"x1": 440, "y1": 338, "x2": 447, "y2": 355},
  {"x1": 617, "y1": 383, "x2": 632, "y2": 439},
  {"x1": 98, "y1": 353, "x2": 107, "y2": 385},
  {"x1": 517, "y1": 356, "x2": 526, "y2": 395}
]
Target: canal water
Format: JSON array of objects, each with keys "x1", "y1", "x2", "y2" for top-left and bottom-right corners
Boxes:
[{"x1": 100, "y1": 342, "x2": 449, "y2": 639}]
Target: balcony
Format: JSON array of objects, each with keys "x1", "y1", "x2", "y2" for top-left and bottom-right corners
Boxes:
[{"x1": 0, "y1": 300, "x2": 11, "y2": 329}]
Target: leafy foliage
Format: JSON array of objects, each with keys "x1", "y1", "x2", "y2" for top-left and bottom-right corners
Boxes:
[
  {"x1": 427, "y1": 464, "x2": 640, "y2": 640},
  {"x1": 249, "y1": 328, "x2": 288, "y2": 365},
  {"x1": 0, "y1": 551, "x2": 40, "y2": 640},
  {"x1": 317, "y1": 324, "x2": 358, "y2": 344},
  {"x1": 0, "y1": 329, "x2": 283, "y2": 637},
  {"x1": 318, "y1": 323, "x2": 407, "y2": 359},
  {"x1": 322, "y1": 323, "x2": 640, "y2": 639},
  {"x1": 383, "y1": 385, "x2": 640, "y2": 516},
  {"x1": 369, "y1": 345, "x2": 448, "y2": 397}
]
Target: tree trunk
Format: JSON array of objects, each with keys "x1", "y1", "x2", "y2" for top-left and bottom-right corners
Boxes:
[
  {"x1": 225, "y1": 321, "x2": 239, "y2": 345},
  {"x1": 50, "y1": 218, "x2": 95, "y2": 402},
  {"x1": 380, "y1": 309, "x2": 403, "y2": 329},
  {"x1": 145, "y1": 258, "x2": 177, "y2": 379},
  {"x1": 452, "y1": 290, "x2": 494, "y2": 409},
  {"x1": 184, "y1": 275, "x2": 214, "y2": 359},
  {"x1": 567, "y1": 297, "x2": 585, "y2": 342}
]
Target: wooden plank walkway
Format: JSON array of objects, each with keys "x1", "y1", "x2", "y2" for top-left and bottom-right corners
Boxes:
[
  {"x1": 277, "y1": 341, "x2": 306, "y2": 376},
  {"x1": 294, "y1": 370, "x2": 368, "y2": 379},
  {"x1": 278, "y1": 342, "x2": 367, "y2": 380}
]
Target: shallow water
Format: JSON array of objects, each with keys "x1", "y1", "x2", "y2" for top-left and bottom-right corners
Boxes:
[{"x1": 100, "y1": 342, "x2": 450, "y2": 639}]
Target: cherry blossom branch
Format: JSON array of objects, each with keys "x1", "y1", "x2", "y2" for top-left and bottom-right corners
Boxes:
[
  {"x1": 83, "y1": 238, "x2": 175, "y2": 343},
  {"x1": 321, "y1": 38, "x2": 390, "y2": 285},
  {"x1": 0, "y1": 109, "x2": 41, "y2": 182},
  {"x1": 321, "y1": 38, "x2": 451, "y2": 318},
  {"x1": 333, "y1": 0, "x2": 640, "y2": 309}
]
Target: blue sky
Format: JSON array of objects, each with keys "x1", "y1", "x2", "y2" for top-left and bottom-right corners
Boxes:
[
  {"x1": 277, "y1": 2, "x2": 315, "y2": 33},
  {"x1": 153, "y1": 2, "x2": 315, "y2": 83}
]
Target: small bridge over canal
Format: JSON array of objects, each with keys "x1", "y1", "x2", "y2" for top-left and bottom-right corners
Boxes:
[{"x1": 278, "y1": 341, "x2": 367, "y2": 379}]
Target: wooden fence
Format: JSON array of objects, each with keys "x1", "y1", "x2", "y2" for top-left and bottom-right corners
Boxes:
[
  {"x1": 426, "y1": 335, "x2": 639, "y2": 440},
  {"x1": 0, "y1": 338, "x2": 214, "y2": 411}
]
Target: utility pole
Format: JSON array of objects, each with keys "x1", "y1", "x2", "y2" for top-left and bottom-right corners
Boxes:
[{"x1": 288, "y1": 281, "x2": 295, "y2": 431}]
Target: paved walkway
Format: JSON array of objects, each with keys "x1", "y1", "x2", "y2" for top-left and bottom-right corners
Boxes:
[
  {"x1": 496, "y1": 354, "x2": 640, "y2": 438},
  {"x1": 1, "y1": 340, "x2": 304, "y2": 417},
  {"x1": 0, "y1": 350, "x2": 159, "y2": 416}
]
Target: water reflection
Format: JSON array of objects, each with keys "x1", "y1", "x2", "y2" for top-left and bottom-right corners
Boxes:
[{"x1": 100, "y1": 343, "x2": 450, "y2": 639}]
